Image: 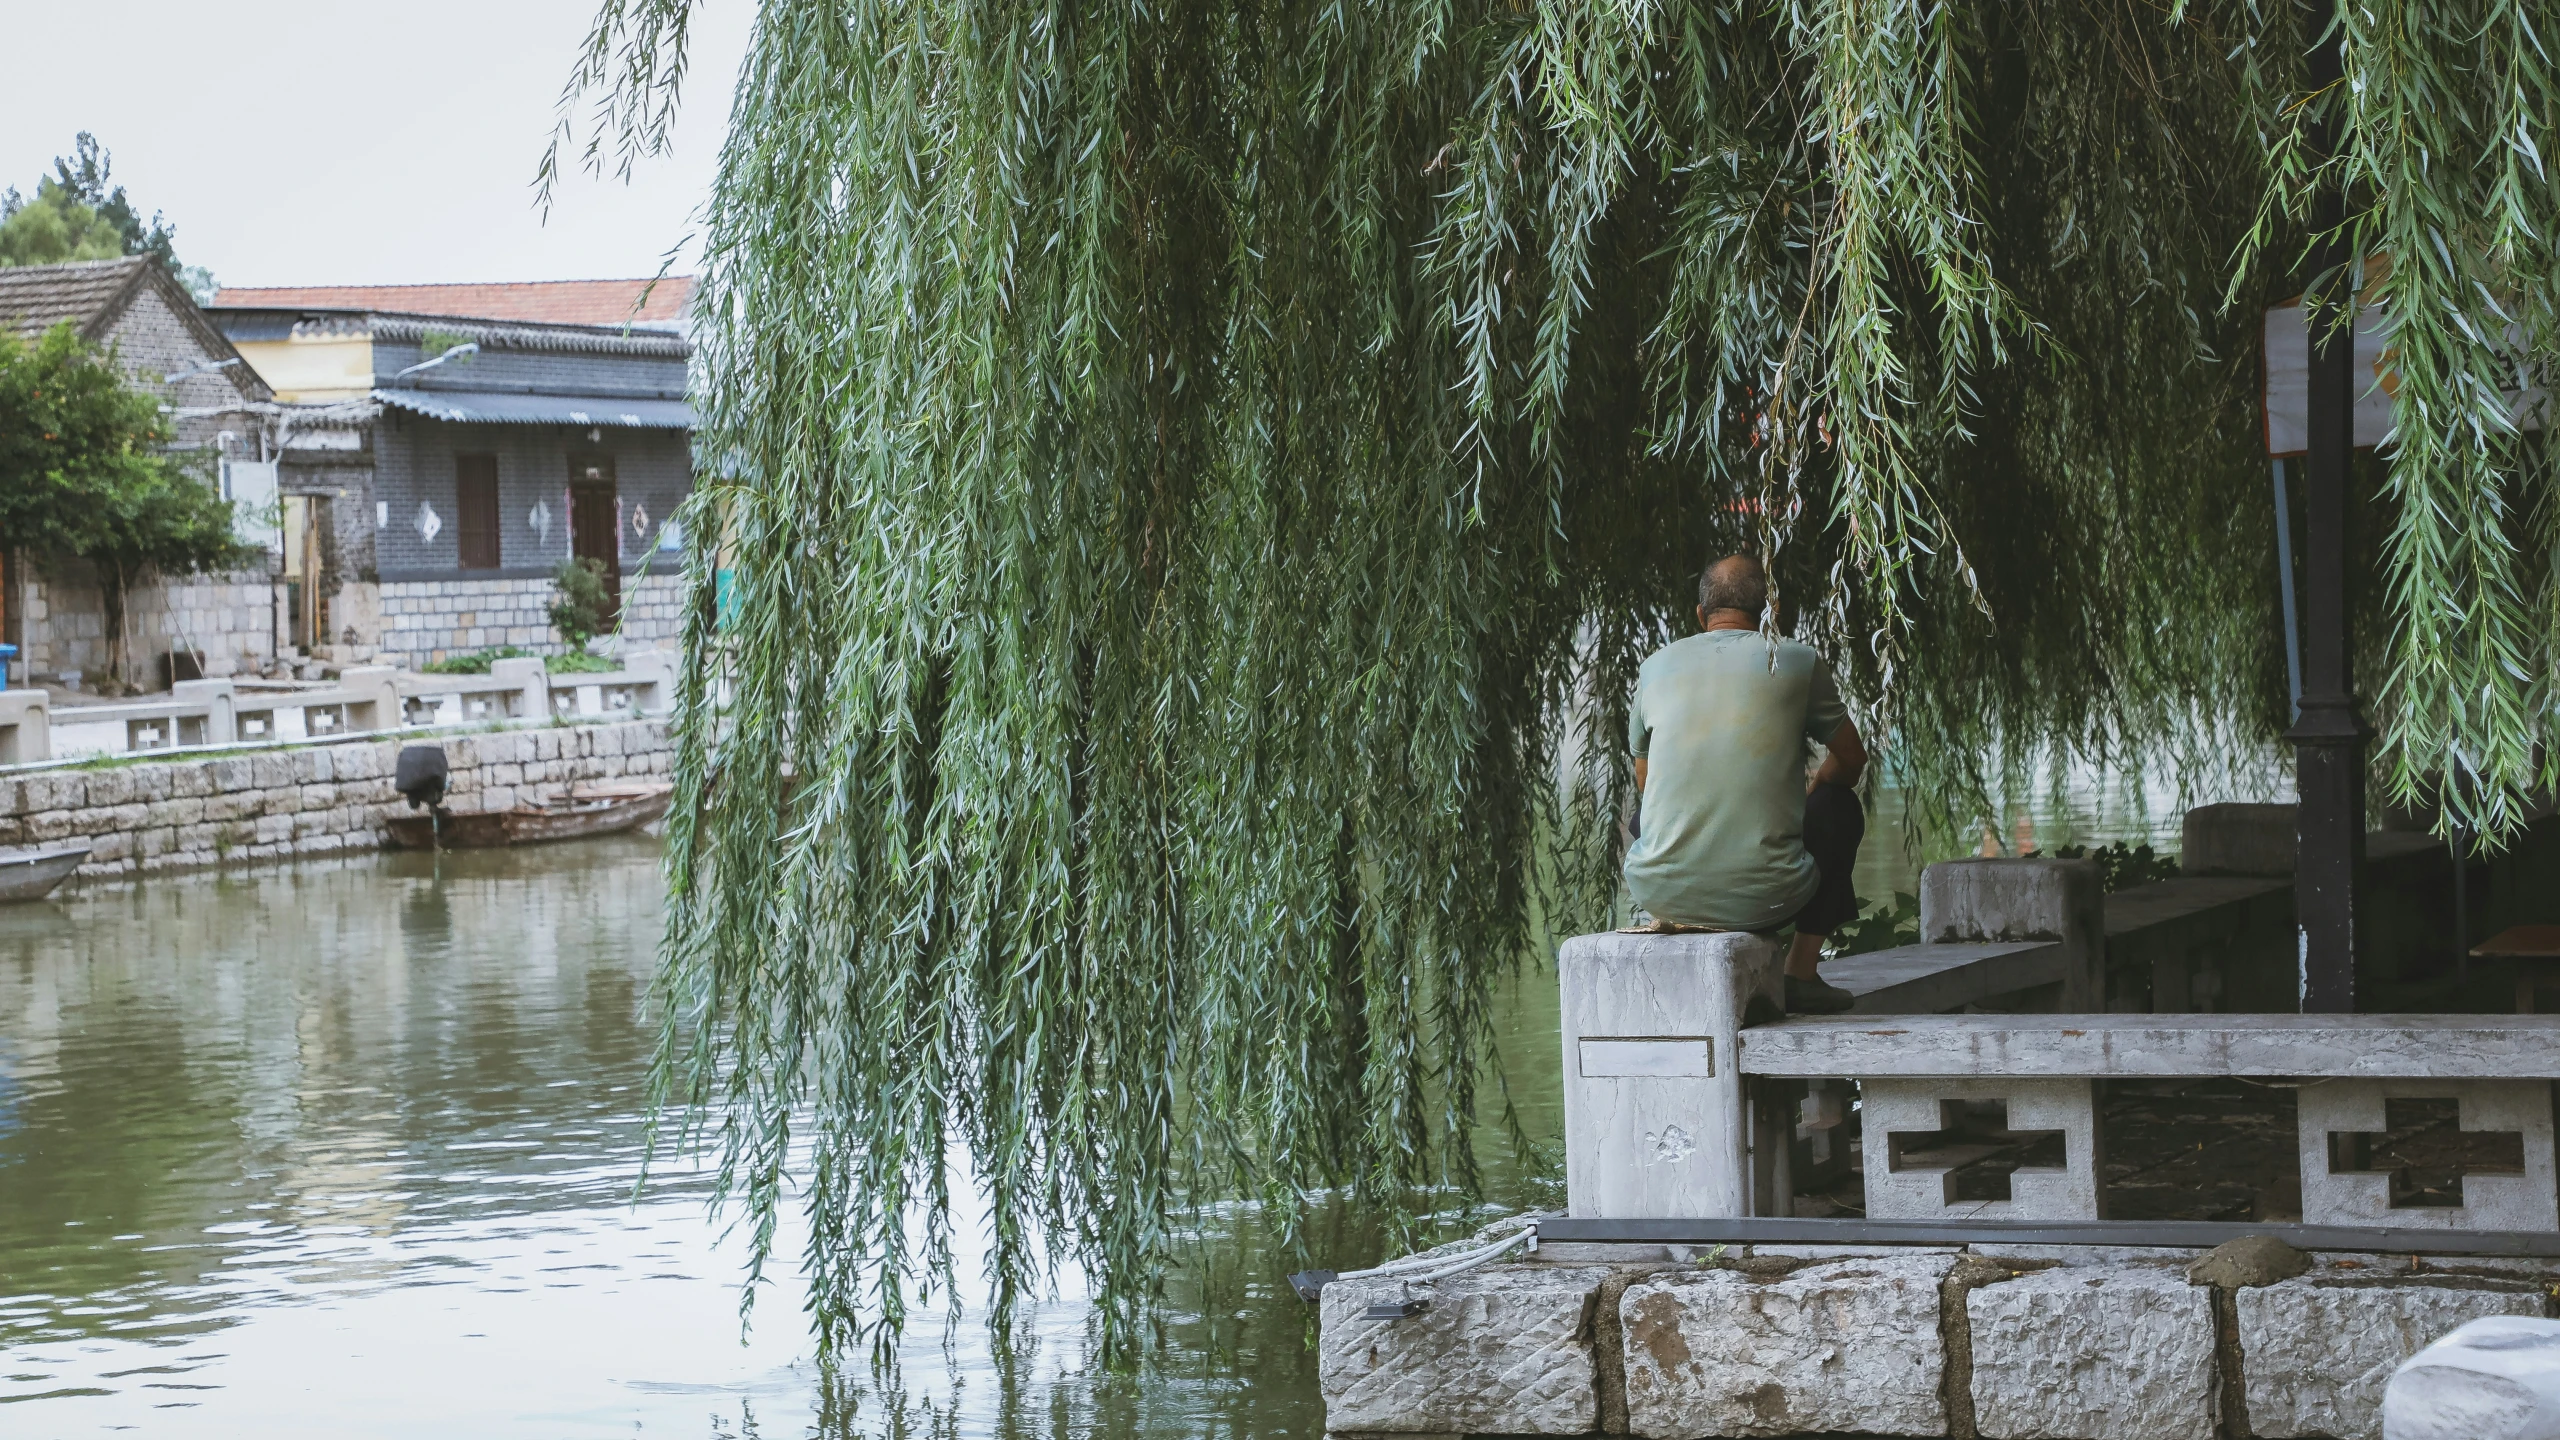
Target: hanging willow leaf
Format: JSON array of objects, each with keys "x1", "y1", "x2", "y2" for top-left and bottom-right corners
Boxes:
[{"x1": 555, "y1": 0, "x2": 2560, "y2": 1361}]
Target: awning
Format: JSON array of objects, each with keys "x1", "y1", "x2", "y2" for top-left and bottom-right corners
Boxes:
[{"x1": 372, "y1": 387, "x2": 692, "y2": 429}]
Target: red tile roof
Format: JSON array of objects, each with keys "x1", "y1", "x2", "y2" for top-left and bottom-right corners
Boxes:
[{"x1": 212, "y1": 276, "x2": 693, "y2": 327}]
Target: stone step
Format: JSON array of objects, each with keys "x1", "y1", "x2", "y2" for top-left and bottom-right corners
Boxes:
[{"x1": 1826, "y1": 939, "x2": 2061, "y2": 1013}]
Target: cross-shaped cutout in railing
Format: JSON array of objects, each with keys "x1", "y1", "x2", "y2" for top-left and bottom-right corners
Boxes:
[
  {"x1": 2327, "y1": 1096, "x2": 2526, "y2": 1209},
  {"x1": 1886, "y1": 1097, "x2": 2070, "y2": 1204}
]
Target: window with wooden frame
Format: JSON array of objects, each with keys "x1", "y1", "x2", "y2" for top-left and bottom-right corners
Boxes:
[{"x1": 455, "y1": 455, "x2": 500, "y2": 569}]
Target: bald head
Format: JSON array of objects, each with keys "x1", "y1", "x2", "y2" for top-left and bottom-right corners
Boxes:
[{"x1": 1699, "y1": 554, "x2": 1768, "y2": 619}]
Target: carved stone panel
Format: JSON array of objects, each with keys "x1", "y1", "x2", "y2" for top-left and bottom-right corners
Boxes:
[
  {"x1": 1861, "y1": 1077, "x2": 2104, "y2": 1222},
  {"x1": 2296, "y1": 1079, "x2": 2558, "y2": 1231}
]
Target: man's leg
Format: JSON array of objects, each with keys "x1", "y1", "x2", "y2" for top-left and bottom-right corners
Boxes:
[{"x1": 1785, "y1": 781, "x2": 1868, "y2": 980}]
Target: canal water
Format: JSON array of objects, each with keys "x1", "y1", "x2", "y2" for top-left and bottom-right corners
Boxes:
[
  {"x1": 0, "y1": 771, "x2": 2213, "y2": 1437},
  {"x1": 0, "y1": 841, "x2": 1452, "y2": 1438}
]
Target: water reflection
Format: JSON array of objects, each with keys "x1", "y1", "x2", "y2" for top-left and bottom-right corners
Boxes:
[{"x1": 0, "y1": 841, "x2": 1471, "y2": 1438}]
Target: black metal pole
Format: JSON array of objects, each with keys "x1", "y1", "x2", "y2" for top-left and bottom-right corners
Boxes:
[
  {"x1": 2453, "y1": 818, "x2": 2470, "y2": 984},
  {"x1": 2290, "y1": 17, "x2": 2367, "y2": 1015},
  {"x1": 2271, "y1": 459, "x2": 2303, "y2": 723}
]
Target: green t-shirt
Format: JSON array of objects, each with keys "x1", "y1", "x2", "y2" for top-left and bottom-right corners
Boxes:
[{"x1": 1625, "y1": 630, "x2": 1849, "y2": 930}]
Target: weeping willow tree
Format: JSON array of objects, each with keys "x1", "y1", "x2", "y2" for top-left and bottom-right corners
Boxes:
[{"x1": 554, "y1": 0, "x2": 2560, "y2": 1355}]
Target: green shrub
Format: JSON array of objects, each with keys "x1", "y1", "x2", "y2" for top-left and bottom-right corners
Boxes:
[
  {"x1": 1827, "y1": 891, "x2": 1920, "y2": 957},
  {"x1": 547, "y1": 650, "x2": 617, "y2": 674},
  {"x1": 422, "y1": 646, "x2": 529, "y2": 675},
  {"x1": 2047, "y1": 841, "x2": 2180, "y2": 892},
  {"x1": 549, "y1": 556, "x2": 615, "y2": 653}
]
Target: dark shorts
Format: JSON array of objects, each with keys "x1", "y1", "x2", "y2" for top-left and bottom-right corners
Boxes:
[{"x1": 1787, "y1": 781, "x2": 1866, "y2": 937}]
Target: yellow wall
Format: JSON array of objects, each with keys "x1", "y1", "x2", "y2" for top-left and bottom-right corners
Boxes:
[{"x1": 232, "y1": 336, "x2": 373, "y2": 403}]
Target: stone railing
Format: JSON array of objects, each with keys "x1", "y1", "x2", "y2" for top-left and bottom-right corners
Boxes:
[
  {"x1": 1565, "y1": 859, "x2": 2109, "y2": 1219},
  {"x1": 541, "y1": 656, "x2": 673, "y2": 722},
  {"x1": 1563, "y1": 860, "x2": 2560, "y2": 1234},
  {"x1": 45, "y1": 670, "x2": 402, "y2": 759},
  {"x1": 234, "y1": 670, "x2": 404, "y2": 744},
  {"x1": 1744, "y1": 1010, "x2": 2560, "y2": 1228},
  {"x1": 397, "y1": 658, "x2": 550, "y2": 727},
  {"x1": 10, "y1": 650, "x2": 678, "y2": 768}
]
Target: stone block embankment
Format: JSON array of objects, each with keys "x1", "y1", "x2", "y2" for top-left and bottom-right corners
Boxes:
[
  {"x1": 1322, "y1": 1233, "x2": 2557, "y2": 1440},
  {"x1": 0, "y1": 720, "x2": 672, "y2": 880}
]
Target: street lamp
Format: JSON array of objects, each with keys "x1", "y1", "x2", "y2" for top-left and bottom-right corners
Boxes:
[
  {"x1": 389, "y1": 343, "x2": 480, "y2": 382},
  {"x1": 163, "y1": 357, "x2": 242, "y2": 383}
]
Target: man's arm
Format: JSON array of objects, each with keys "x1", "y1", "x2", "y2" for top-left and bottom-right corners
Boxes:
[
  {"x1": 1634, "y1": 756, "x2": 1648, "y2": 791},
  {"x1": 1810, "y1": 718, "x2": 1865, "y2": 791}
]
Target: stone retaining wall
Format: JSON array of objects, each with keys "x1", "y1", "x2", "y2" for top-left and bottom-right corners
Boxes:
[
  {"x1": 0, "y1": 719, "x2": 672, "y2": 880},
  {"x1": 1322, "y1": 1232, "x2": 2557, "y2": 1440},
  {"x1": 9, "y1": 564, "x2": 277, "y2": 685}
]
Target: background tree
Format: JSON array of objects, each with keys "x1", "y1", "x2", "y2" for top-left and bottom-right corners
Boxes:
[
  {"x1": 0, "y1": 183, "x2": 126, "y2": 267},
  {"x1": 0, "y1": 135, "x2": 215, "y2": 300},
  {"x1": 0, "y1": 324, "x2": 244, "y2": 691},
  {"x1": 550, "y1": 0, "x2": 2560, "y2": 1360}
]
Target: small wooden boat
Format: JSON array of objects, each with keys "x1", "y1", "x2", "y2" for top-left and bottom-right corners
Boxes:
[
  {"x1": 384, "y1": 782, "x2": 674, "y2": 850},
  {"x1": 0, "y1": 843, "x2": 90, "y2": 901}
]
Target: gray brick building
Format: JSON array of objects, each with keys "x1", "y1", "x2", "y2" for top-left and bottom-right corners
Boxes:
[
  {"x1": 0, "y1": 257, "x2": 278, "y2": 688},
  {"x1": 206, "y1": 304, "x2": 695, "y2": 670}
]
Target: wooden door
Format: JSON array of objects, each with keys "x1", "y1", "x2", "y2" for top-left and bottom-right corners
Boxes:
[
  {"x1": 281, "y1": 494, "x2": 327, "y2": 651},
  {"x1": 567, "y1": 455, "x2": 621, "y2": 622}
]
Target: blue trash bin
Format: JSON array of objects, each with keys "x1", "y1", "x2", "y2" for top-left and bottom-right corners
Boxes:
[{"x1": 0, "y1": 643, "x2": 15, "y2": 692}]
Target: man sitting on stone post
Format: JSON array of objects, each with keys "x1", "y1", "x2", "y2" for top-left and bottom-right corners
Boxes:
[{"x1": 1627, "y1": 554, "x2": 1869, "y2": 1015}]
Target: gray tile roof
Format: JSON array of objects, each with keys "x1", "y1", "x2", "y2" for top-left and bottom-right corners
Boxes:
[
  {"x1": 0, "y1": 257, "x2": 270, "y2": 405},
  {"x1": 0, "y1": 256, "x2": 156, "y2": 341}
]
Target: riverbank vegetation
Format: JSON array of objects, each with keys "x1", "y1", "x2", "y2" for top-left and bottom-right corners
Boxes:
[{"x1": 556, "y1": 0, "x2": 2560, "y2": 1360}]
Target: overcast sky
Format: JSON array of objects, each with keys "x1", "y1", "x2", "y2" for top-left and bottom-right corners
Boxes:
[{"x1": 0, "y1": 0, "x2": 752, "y2": 290}]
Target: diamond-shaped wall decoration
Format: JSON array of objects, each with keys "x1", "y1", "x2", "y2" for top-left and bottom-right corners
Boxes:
[{"x1": 417, "y1": 502, "x2": 442, "y2": 542}]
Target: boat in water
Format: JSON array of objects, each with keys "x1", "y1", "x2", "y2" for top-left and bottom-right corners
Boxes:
[
  {"x1": 384, "y1": 782, "x2": 674, "y2": 850},
  {"x1": 0, "y1": 842, "x2": 90, "y2": 901}
]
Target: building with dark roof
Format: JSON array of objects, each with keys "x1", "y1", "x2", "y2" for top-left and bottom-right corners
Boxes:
[
  {"x1": 205, "y1": 301, "x2": 695, "y2": 670},
  {"x1": 0, "y1": 258, "x2": 278, "y2": 687}
]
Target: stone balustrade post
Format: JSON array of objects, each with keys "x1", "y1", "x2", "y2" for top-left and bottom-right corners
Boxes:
[
  {"x1": 172, "y1": 678, "x2": 236, "y2": 745},
  {"x1": 1558, "y1": 929, "x2": 1785, "y2": 1218},
  {"x1": 620, "y1": 646, "x2": 675, "y2": 714},
  {"x1": 1921, "y1": 857, "x2": 2108, "y2": 1010},
  {"x1": 2181, "y1": 802, "x2": 2296, "y2": 876},
  {"x1": 337, "y1": 666, "x2": 400, "y2": 732},
  {"x1": 489, "y1": 657, "x2": 549, "y2": 722},
  {"x1": 0, "y1": 689, "x2": 49, "y2": 764}
]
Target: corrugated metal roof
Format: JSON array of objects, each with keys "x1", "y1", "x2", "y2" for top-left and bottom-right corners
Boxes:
[
  {"x1": 214, "y1": 277, "x2": 693, "y2": 329},
  {"x1": 372, "y1": 388, "x2": 692, "y2": 429}
]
